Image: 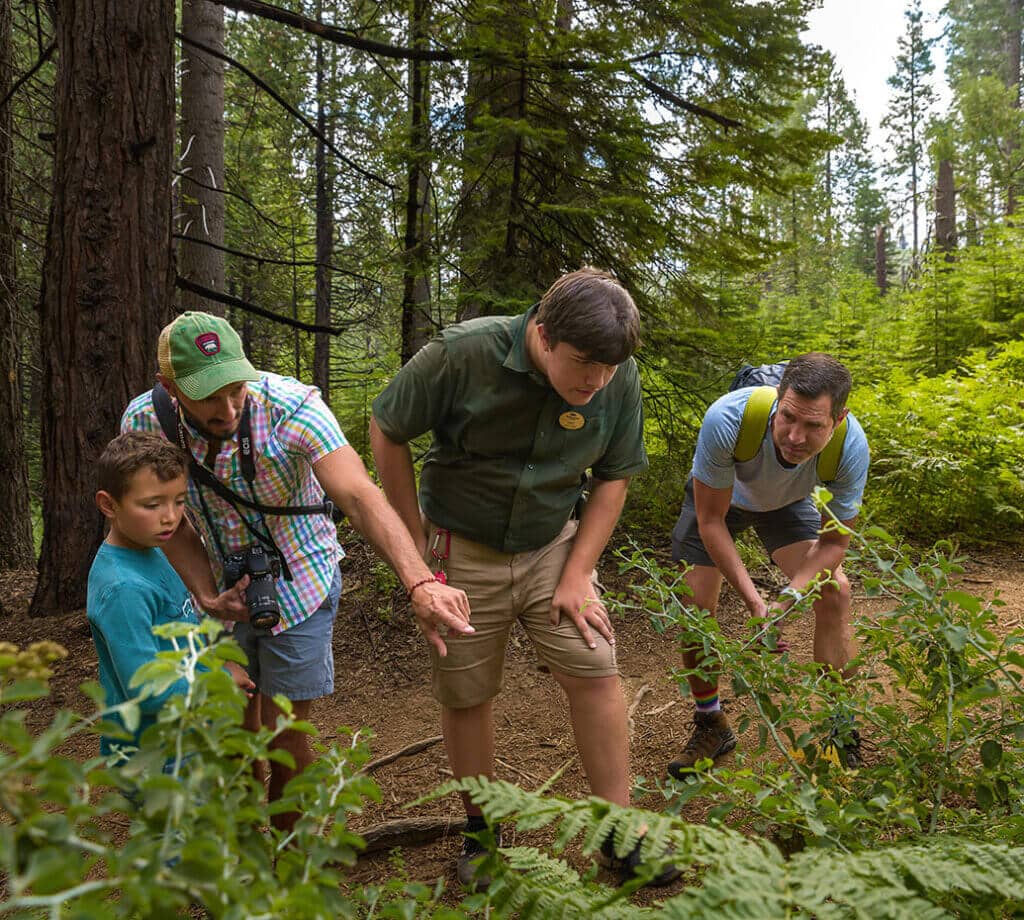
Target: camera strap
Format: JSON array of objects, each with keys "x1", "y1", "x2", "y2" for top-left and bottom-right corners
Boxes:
[
  {"x1": 151, "y1": 384, "x2": 337, "y2": 518},
  {"x1": 150, "y1": 384, "x2": 339, "y2": 584}
]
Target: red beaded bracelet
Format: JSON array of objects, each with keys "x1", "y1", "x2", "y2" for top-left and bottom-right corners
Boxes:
[{"x1": 407, "y1": 576, "x2": 437, "y2": 601}]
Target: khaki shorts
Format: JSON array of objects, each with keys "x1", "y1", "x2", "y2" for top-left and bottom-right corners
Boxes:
[{"x1": 424, "y1": 518, "x2": 619, "y2": 709}]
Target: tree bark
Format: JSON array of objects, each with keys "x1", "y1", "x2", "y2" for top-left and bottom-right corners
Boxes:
[
  {"x1": 875, "y1": 224, "x2": 888, "y2": 295},
  {"x1": 400, "y1": 0, "x2": 435, "y2": 363},
  {"x1": 0, "y1": 0, "x2": 34, "y2": 570},
  {"x1": 1004, "y1": 0, "x2": 1021, "y2": 215},
  {"x1": 179, "y1": 0, "x2": 226, "y2": 311},
  {"x1": 456, "y1": 0, "x2": 528, "y2": 319},
  {"x1": 31, "y1": 0, "x2": 175, "y2": 616},
  {"x1": 313, "y1": 4, "x2": 332, "y2": 396},
  {"x1": 934, "y1": 158, "x2": 957, "y2": 256}
]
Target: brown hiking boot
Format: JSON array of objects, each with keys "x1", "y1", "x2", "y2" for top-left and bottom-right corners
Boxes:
[{"x1": 667, "y1": 711, "x2": 737, "y2": 780}]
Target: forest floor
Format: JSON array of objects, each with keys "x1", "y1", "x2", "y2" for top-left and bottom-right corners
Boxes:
[{"x1": 3, "y1": 528, "x2": 1023, "y2": 907}]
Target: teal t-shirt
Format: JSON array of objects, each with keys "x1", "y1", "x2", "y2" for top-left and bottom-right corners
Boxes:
[{"x1": 86, "y1": 542, "x2": 202, "y2": 756}]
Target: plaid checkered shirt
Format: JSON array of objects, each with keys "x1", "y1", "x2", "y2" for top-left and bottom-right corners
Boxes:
[{"x1": 122, "y1": 373, "x2": 347, "y2": 632}]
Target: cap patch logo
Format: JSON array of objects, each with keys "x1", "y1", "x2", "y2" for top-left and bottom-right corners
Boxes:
[{"x1": 195, "y1": 332, "x2": 221, "y2": 356}]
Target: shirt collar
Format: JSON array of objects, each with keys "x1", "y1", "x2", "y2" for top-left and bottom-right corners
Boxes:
[{"x1": 502, "y1": 304, "x2": 547, "y2": 386}]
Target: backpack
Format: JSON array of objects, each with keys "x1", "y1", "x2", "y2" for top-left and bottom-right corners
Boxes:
[{"x1": 727, "y1": 362, "x2": 847, "y2": 483}]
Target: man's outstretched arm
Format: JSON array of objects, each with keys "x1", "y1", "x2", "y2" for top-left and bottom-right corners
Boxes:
[{"x1": 313, "y1": 445, "x2": 473, "y2": 656}]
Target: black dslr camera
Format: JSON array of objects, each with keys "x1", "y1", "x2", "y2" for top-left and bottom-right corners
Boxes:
[{"x1": 223, "y1": 544, "x2": 282, "y2": 631}]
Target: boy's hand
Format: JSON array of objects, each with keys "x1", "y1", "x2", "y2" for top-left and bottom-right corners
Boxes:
[
  {"x1": 225, "y1": 660, "x2": 255, "y2": 695},
  {"x1": 199, "y1": 576, "x2": 251, "y2": 621}
]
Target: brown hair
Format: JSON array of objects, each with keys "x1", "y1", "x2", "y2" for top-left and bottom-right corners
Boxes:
[
  {"x1": 536, "y1": 267, "x2": 640, "y2": 365},
  {"x1": 778, "y1": 353, "x2": 852, "y2": 420},
  {"x1": 97, "y1": 432, "x2": 188, "y2": 500}
]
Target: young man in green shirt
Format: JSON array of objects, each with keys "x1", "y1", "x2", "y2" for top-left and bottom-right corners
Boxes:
[{"x1": 372, "y1": 267, "x2": 677, "y2": 889}]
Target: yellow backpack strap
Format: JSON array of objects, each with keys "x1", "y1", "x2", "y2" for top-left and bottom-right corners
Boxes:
[
  {"x1": 816, "y1": 416, "x2": 848, "y2": 483},
  {"x1": 734, "y1": 386, "x2": 777, "y2": 463}
]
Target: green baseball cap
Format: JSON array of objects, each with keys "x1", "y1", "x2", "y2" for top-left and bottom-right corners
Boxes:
[{"x1": 157, "y1": 311, "x2": 260, "y2": 400}]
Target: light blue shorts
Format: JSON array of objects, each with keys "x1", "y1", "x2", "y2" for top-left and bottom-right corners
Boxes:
[{"x1": 233, "y1": 567, "x2": 341, "y2": 701}]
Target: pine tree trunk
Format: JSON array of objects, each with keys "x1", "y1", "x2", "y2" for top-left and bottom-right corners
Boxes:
[
  {"x1": 875, "y1": 224, "x2": 888, "y2": 295},
  {"x1": 400, "y1": 0, "x2": 435, "y2": 364},
  {"x1": 457, "y1": 1, "x2": 526, "y2": 319},
  {"x1": 31, "y1": 0, "x2": 175, "y2": 616},
  {"x1": 313, "y1": 12, "x2": 332, "y2": 397},
  {"x1": 179, "y1": 0, "x2": 226, "y2": 311},
  {"x1": 1004, "y1": 0, "x2": 1021, "y2": 215},
  {"x1": 0, "y1": 0, "x2": 34, "y2": 570},
  {"x1": 935, "y1": 158, "x2": 957, "y2": 256}
]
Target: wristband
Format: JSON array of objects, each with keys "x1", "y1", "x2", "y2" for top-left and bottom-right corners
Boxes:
[
  {"x1": 407, "y1": 577, "x2": 436, "y2": 601},
  {"x1": 779, "y1": 586, "x2": 802, "y2": 602}
]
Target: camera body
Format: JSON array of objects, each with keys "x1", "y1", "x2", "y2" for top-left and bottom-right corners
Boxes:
[{"x1": 223, "y1": 543, "x2": 282, "y2": 630}]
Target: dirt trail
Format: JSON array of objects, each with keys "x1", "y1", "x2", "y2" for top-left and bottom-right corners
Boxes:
[{"x1": 4, "y1": 537, "x2": 1022, "y2": 897}]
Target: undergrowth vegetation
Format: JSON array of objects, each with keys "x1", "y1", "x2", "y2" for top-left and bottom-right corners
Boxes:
[{"x1": 3, "y1": 511, "x2": 1023, "y2": 917}]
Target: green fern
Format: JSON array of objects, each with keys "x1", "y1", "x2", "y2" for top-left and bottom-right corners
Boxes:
[{"x1": 431, "y1": 778, "x2": 1024, "y2": 919}]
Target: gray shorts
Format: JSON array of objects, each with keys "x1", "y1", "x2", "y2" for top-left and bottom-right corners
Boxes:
[
  {"x1": 671, "y1": 478, "x2": 821, "y2": 567},
  {"x1": 233, "y1": 567, "x2": 341, "y2": 700}
]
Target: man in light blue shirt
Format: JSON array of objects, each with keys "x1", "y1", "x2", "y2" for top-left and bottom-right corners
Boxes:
[{"x1": 668, "y1": 353, "x2": 869, "y2": 777}]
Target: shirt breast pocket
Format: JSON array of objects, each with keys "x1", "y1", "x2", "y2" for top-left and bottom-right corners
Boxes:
[{"x1": 557, "y1": 412, "x2": 609, "y2": 473}]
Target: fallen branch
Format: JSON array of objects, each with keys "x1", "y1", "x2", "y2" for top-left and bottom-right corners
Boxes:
[
  {"x1": 627, "y1": 683, "x2": 652, "y2": 739},
  {"x1": 358, "y1": 815, "x2": 466, "y2": 854},
  {"x1": 361, "y1": 735, "x2": 443, "y2": 774},
  {"x1": 496, "y1": 756, "x2": 540, "y2": 785}
]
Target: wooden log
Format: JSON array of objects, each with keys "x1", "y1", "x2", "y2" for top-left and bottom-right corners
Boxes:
[{"x1": 358, "y1": 815, "x2": 467, "y2": 854}]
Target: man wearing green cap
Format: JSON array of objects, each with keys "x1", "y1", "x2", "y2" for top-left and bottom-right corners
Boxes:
[{"x1": 122, "y1": 311, "x2": 473, "y2": 828}]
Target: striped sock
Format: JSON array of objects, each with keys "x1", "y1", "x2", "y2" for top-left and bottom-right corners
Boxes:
[{"x1": 694, "y1": 689, "x2": 721, "y2": 713}]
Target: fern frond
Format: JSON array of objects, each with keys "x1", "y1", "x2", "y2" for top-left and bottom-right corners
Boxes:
[{"x1": 487, "y1": 846, "x2": 651, "y2": 919}]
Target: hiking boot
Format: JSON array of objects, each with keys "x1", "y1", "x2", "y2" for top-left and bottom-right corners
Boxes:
[
  {"x1": 600, "y1": 835, "x2": 682, "y2": 888},
  {"x1": 456, "y1": 825, "x2": 501, "y2": 892},
  {"x1": 667, "y1": 711, "x2": 737, "y2": 779}
]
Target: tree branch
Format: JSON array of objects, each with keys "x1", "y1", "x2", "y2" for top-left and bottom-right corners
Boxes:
[
  {"x1": 214, "y1": 0, "x2": 457, "y2": 62},
  {"x1": 174, "y1": 233, "x2": 378, "y2": 282},
  {"x1": 210, "y1": 0, "x2": 746, "y2": 132},
  {"x1": 0, "y1": 42, "x2": 55, "y2": 111},
  {"x1": 629, "y1": 69, "x2": 742, "y2": 130},
  {"x1": 175, "y1": 32, "x2": 399, "y2": 191},
  {"x1": 174, "y1": 276, "x2": 356, "y2": 334}
]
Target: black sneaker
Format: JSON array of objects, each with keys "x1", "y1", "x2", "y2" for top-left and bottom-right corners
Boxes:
[
  {"x1": 456, "y1": 824, "x2": 501, "y2": 892},
  {"x1": 667, "y1": 710, "x2": 738, "y2": 780},
  {"x1": 600, "y1": 834, "x2": 682, "y2": 888}
]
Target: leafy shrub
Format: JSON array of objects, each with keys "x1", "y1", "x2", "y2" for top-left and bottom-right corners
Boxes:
[
  {"x1": 0, "y1": 623, "x2": 464, "y2": 918},
  {"x1": 851, "y1": 340, "x2": 1024, "y2": 538},
  {"x1": 435, "y1": 507, "x2": 1024, "y2": 917}
]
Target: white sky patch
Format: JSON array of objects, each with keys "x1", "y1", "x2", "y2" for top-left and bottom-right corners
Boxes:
[{"x1": 802, "y1": 0, "x2": 952, "y2": 159}]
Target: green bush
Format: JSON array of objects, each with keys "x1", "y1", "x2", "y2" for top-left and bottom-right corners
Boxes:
[
  {"x1": 851, "y1": 340, "x2": 1024, "y2": 538},
  {"x1": 429, "y1": 506, "x2": 1024, "y2": 917},
  {"x1": 5, "y1": 513, "x2": 1024, "y2": 916},
  {"x1": 0, "y1": 623, "x2": 466, "y2": 919}
]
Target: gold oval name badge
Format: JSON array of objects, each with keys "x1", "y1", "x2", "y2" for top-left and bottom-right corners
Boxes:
[{"x1": 559, "y1": 411, "x2": 585, "y2": 430}]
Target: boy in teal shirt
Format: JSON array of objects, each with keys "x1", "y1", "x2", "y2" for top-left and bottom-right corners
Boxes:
[{"x1": 87, "y1": 431, "x2": 253, "y2": 757}]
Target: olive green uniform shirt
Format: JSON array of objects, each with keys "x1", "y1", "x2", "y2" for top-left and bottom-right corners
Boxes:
[{"x1": 372, "y1": 309, "x2": 648, "y2": 553}]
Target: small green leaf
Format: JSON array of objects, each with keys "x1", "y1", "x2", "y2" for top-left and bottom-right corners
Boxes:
[{"x1": 980, "y1": 739, "x2": 1003, "y2": 769}]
